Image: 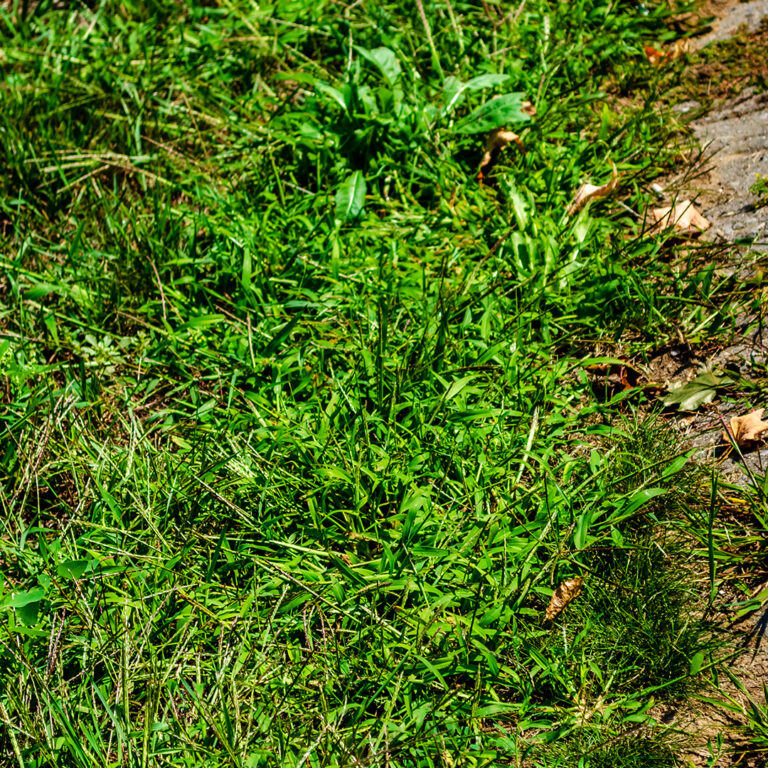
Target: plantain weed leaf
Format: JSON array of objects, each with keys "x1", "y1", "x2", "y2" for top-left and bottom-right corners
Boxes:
[
  {"x1": 57, "y1": 559, "x2": 92, "y2": 579},
  {"x1": 315, "y1": 80, "x2": 348, "y2": 112},
  {"x1": 442, "y1": 74, "x2": 511, "y2": 114},
  {"x1": 463, "y1": 74, "x2": 512, "y2": 91},
  {"x1": 441, "y1": 76, "x2": 464, "y2": 109},
  {"x1": 335, "y1": 171, "x2": 366, "y2": 222},
  {"x1": 4, "y1": 588, "x2": 46, "y2": 608},
  {"x1": 453, "y1": 92, "x2": 531, "y2": 134},
  {"x1": 355, "y1": 46, "x2": 401, "y2": 85}
]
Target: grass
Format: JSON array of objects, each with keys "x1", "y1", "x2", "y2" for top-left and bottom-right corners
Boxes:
[{"x1": 1, "y1": 0, "x2": 767, "y2": 766}]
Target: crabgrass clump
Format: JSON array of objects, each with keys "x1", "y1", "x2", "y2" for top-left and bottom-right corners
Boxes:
[
  {"x1": 570, "y1": 540, "x2": 709, "y2": 697},
  {"x1": 531, "y1": 731, "x2": 680, "y2": 768}
]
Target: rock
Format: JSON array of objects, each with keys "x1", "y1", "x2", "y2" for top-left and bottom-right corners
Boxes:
[
  {"x1": 691, "y1": 90, "x2": 768, "y2": 246},
  {"x1": 693, "y1": 0, "x2": 768, "y2": 48},
  {"x1": 671, "y1": 99, "x2": 702, "y2": 115}
]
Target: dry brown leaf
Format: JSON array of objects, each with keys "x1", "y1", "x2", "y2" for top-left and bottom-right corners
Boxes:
[
  {"x1": 671, "y1": 39, "x2": 691, "y2": 58},
  {"x1": 566, "y1": 162, "x2": 618, "y2": 215},
  {"x1": 648, "y1": 200, "x2": 711, "y2": 235},
  {"x1": 586, "y1": 361, "x2": 644, "y2": 400},
  {"x1": 723, "y1": 409, "x2": 768, "y2": 448},
  {"x1": 644, "y1": 39, "x2": 690, "y2": 66},
  {"x1": 477, "y1": 100, "x2": 534, "y2": 182},
  {"x1": 643, "y1": 45, "x2": 666, "y2": 66},
  {"x1": 478, "y1": 129, "x2": 523, "y2": 180},
  {"x1": 545, "y1": 576, "x2": 584, "y2": 622}
]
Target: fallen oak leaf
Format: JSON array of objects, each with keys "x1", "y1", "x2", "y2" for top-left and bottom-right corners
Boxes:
[
  {"x1": 476, "y1": 98, "x2": 535, "y2": 181},
  {"x1": 723, "y1": 408, "x2": 768, "y2": 449},
  {"x1": 478, "y1": 128, "x2": 523, "y2": 181},
  {"x1": 566, "y1": 162, "x2": 618, "y2": 215},
  {"x1": 649, "y1": 200, "x2": 710, "y2": 235},
  {"x1": 545, "y1": 576, "x2": 584, "y2": 622},
  {"x1": 585, "y1": 362, "x2": 639, "y2": 386},
  {"x1": 480, "y1": 128, "x2": 523, "y2": 166}
]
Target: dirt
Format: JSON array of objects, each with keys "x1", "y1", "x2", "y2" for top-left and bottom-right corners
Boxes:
[
  {"x1": 684, "y1": 22, "x2": 768, "y2": 103},
  {"x1": 657, "y1": 647, "x2": 768, "y2": 767},
  {"x1": 651, "y1": 544, "x2": 768, "y2": 765}
]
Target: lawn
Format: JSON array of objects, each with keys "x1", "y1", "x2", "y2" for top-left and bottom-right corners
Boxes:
[{"x1": 0, "y1": 0, "x2": 763, "y2": 766}]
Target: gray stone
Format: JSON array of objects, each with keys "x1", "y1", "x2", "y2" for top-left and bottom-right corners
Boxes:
[
  {"x1": 691, "y1": 90, "x2": 768, "y2": 246},
  {"x1": 693, "y1": 0, "x2": 768, "y2": 49},
  {"x1": 672, "y1": 99, "x2": 703, "y2": 115}
]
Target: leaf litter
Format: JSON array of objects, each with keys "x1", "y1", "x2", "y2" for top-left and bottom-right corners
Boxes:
[
  {"x1": 567, "y1": 161, "x2": 619, "y2": 215},
  {"x1": 476, "y1": 100, "x2": 536, "y2": 180},
  {"x1": 478, "y1": 129, "x2": 524, "y2": 179},
  {"x1": 723, "y1": 409, "x2": 768, "y2": 449},
  {"x1": 649, "y1": 200, "x2": 711, "y2": 235},
  {"x1": 643, "y1": 39, "x2": 691, "y2": 66},
  {"x1": 545, "y1": 577, "x2": 585, "y2": 621}
]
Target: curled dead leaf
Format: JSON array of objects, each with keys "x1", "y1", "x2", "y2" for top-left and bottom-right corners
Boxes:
[
  {"x1": 566, "y1": 162, "x2": 618, "y2": 216},
  {"x1": 545, "y1": 576, "x2": 584, "y2": 622},
  {"x1": 648, "y1": 200, "x2": 710, "y2": 235},
  {"x1": 672, "y1": 39, "x2": 692, "y2": 58},
  {"x1": 521, "y1": 100, "x2": 536, "y2": 117},
  {"x1": 478, "y1": 128, "x2": 523, "y2": 180},
  {"x1": 586, "y1": 361, "x2": 643, "y2": 400},
  {"x1": 644, "y1": 45, "x2": 666, "y2": 66},
  {"x1": 644, "y1": 39, "x2": 690, "y2": 66},
  {"x1": 723, "y1": 408, "x2": 768, "y2": 449}
]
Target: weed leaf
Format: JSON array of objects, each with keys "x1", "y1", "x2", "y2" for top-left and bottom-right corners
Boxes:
[
  {"x1": 623, "y1": 487, "x2": 667, "y2": 516},
  {"x1": 442, "y1": 74, "x2": 511, "y2": 114},
  {"x1": 662, "y1": 371, "x2": 730, "y2": 411},
  {"x1": 2, "y1": 589, "x2": 46, "y2": 608},
  {"x1": 689, "y1": 651, "x2": 704, "y2": 675},
  {"x1": 355, "y1": 46, "x2": 402, "y2": 84},
  {"x1": 57, "y1": 559, "x2": 93, "y2": 579},
  {"x1": 453, "y1": 92, "x2": 530, "y2": 134},
  {"x1": 463, "y1": 74, "x2": 513, "y2": 91},
  {"x1": 315, "y1": 80, "x2": 348, "y2": 112},
  {"x1": 335, "y1": 171, "x2": 366, "y2": 221}
]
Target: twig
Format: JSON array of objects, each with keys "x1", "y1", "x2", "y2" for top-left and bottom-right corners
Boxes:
[
  {"x1": 414, "y1": 0, "x2": 444, "y2": 78},
  {"x1": 495, "y1": 0, "x2": 526, "y2": 28},
  {"x1": 150, "y1": 259, "x2": 167, "y2": 323}
]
